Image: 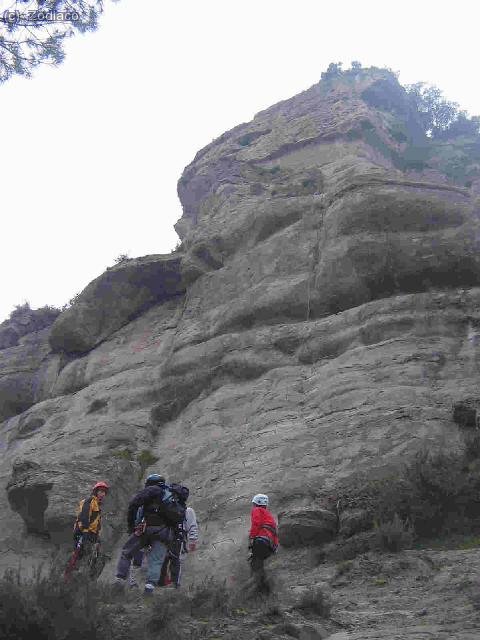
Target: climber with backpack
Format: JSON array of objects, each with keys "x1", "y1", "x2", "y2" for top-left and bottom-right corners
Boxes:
[
  {"x1": 114, "y1": 473, "x2": 188, "y2": 594},
  {"x1": 127, "y1": 475, "x2": 167, "y2": 588},
  {"x1": 64, "y1": 480, "x2": 110, "y2": 580},
  {"x1": 248, "y1": 494, "x2": 279, "y2": 591}
]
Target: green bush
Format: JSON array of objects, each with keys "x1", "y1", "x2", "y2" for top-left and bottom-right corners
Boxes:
[
  {"x1": 348, "y1": 434, "x2": 480, "y2": 541},
  {"x1": 321, "y1": 62, "x2": 343, "y2": 80},
  {"x1": 0, "y1": 568, "x2": 120, "y2": 640},
  {"x1": 0, "y1": 563, "x2": 284, "y2": 640},
  {"x1": 114, "y1": 254, "x2": 130, "y2": 264},
  {"x1": 145, "y1": 592, "x2": 182, "y2": 638},
  {"x1": 9, "y1": 301, "x2": 31, "y2": 318},
  {"x1": 7, "y1": 302, "x2": 60, "y2": 326},
  {"x1": 137, "y1": 450, "x2": 159, "y2": 474},
  {"x1": 237, "y1": 132, "x2": 259, "y2": 147},
  {"x1": 61, "y1": 292, "x2": 81, "y2": 310},
  {"x1": 388, "y1": 121, "x2": 409, "y2": 143},
  {"x1": 334, "y1": 560, "x2": 353, "y2": 578},
  {"x1": 112, "y1": 449, "x2": 134, "y2": 461},
  {"x1": 188, "y1": 576, "x2": 231, "y2": 618},
  {"x1": 374, "y1": 513, "x2": 414, "y2": 552}
]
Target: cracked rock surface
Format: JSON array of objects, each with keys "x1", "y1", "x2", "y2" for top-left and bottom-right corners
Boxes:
[{"x1": 1, "y1": 70, "x2": 480, "y2": 640}]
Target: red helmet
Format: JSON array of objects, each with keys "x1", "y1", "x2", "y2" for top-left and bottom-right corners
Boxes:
[{"x1": 92, "y1": 481, "x2": 110, "y2": 494}]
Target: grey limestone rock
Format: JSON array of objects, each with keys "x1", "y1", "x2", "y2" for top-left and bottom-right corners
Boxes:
[
  {"x1": 279, "y1": 508, "x2": 337, "y2": 547},
  {"x1": 1, "y1": 68, "x2": 480, "y2": 586},
  {"x1": 49, "y1": 254, "x2": 184, "y2": 355}
]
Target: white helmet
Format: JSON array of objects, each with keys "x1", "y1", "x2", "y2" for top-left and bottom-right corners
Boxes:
[{"x1": 252, "y1": 494, "x2": 269, "y2": 506}]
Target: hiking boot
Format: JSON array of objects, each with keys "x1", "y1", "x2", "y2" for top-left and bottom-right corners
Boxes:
[{"x1": 144, "y1": 582, "x2": 155, "y2": 595}]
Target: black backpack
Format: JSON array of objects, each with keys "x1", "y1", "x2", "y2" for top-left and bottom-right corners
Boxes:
[{"x1": 144, "y1": 483, "x2": 188, "y2": 526}]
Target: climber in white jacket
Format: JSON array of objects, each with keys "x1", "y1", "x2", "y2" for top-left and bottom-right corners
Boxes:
[
  {"x1": 183, "y1": 506, "x2": 200, "y2": 553},
  {"x1": 159, "y1": 505, "x2": 199, "y2": 587}
]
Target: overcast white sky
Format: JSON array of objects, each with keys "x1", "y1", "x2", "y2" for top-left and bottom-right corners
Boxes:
[{"x1": 1, "y1": 0, "x2": 479, "y2": 322}]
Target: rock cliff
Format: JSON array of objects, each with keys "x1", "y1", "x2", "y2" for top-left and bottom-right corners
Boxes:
[{"x1": 1, "y1": 67, "x2": 480, "y2": 591}]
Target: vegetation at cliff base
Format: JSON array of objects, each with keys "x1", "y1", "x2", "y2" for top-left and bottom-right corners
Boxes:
[
  {"x1": 329, "y1": 429, "x2": 480, "y2": 563},
  {"x1": 0, "y1": 562, "x2": 294, "y2": 640}
]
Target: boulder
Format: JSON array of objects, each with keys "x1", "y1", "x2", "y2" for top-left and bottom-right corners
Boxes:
[
  {"x1": 0, "y1": 326, "x2": 19, "y2": 350},
  {"x1": 0, "y1": 328, "x2": 55, "y2": 422},
  {"x1": 323, "y1": 531, "x2": 378, "y2": 562},
  {"x1": 339, "y1": 509, "x2": 373, "y2": 538},
  {"x1": 279, "y1": 508, "x2": 337, "y2": 547},
  {"x1": 49, "y1": 254, "x2": 184, "y2": 354}
]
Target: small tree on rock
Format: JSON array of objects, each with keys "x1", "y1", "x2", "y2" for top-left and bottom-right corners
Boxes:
[
  {"x1": 0, "y1": 1, "x2": 114, "y2": 84},
  {"x1": 321, "y1": 62, "x2": 343, "y2": 80},
  {"x1": 405, "y1": 82, "x2": 459, "y2": 137}
]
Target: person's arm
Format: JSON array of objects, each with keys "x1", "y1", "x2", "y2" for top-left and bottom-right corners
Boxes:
[
  {"x1": 127, "y1": 488, "x2": 148, "y2": 532},
  {"x1": 249, "y1": 507, "x2": 262, "y2": 544},
  {"x1": 185, "y1": 508, "x2": 199, "y2": 550}
]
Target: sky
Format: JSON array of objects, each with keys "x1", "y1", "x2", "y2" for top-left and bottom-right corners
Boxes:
[{"x1": 1, "y1": 0, "x2": 479, "y2": 322}]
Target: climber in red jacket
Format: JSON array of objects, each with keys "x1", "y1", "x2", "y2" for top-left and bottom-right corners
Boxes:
[{"x1": 248, "y1": 494, "x2": 279, "y2": 590}]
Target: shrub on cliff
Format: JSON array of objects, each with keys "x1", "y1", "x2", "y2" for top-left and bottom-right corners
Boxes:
[
  {"x1": 331, "y1": 430, "x2": 480, "y2": 562},
  {"x1": 374, "y1": 513, "x2": 414, "y2": 552},
  {"x1": 9, "y1": 301, "x2": 31, "y2": 318},
  {"x1": 2, "y1": 301, "x2": 61, "y2": 334},
  {"x1": 293, "y1": 586, "x2": 332, "y2": 618},
  {"x1": 321, "y1": 62, "x2": 343, "y2": 79},
  {"x1": 113, "y1": 253, "x2": 131, "y2": 265},
  {"x1": 367, "y1": 438, "x2": 480, "y2": 539},
  {"x1": 0, "y1": 568, "x2": 121, "y2": 640}
]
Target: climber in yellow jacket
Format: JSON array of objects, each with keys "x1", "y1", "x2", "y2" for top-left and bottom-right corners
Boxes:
[
  {"x1": 74, "y1": 481, "x2": 109, "y2": 539},
  {"x1": 65, "y1": 481, "x2": 110, "y2": 579}
]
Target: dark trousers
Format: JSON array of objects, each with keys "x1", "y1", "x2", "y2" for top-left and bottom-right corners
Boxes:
[
  {"x1": 159, "y1": 537, "x2": 183, "y2": 586},
  {"x1": 74, "y1": 531, "x2": 97, "y2": 550},
  {"x1": 132, "y1": 548, "x2": 144, "y2": 567},
  {"x1": 250, "y1": 538, "x2": 273, "y2": 592},
  {"x1": 250, "y1": 538, "x2": 273, "y2": 574},
  {"x1": 71, "y1": 533, "x2": 101, "y2": 579}
]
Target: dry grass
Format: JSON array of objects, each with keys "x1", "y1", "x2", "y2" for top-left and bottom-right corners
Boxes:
[{"x1": 292, "y1": 586, "x2": 332, "y2": 618}]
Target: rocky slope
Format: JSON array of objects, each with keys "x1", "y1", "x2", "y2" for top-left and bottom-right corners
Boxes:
[{"x1": 1, "y1": 67, "x2": 480, "y2": 636}]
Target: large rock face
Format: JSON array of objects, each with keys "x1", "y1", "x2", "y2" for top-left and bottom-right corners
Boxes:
[
  {"x1": 49, "y1": 254, "x2": 184, "y2": 354},
  {"x1": 1, "y1": 68, "x2": 480, "y2": 576}
]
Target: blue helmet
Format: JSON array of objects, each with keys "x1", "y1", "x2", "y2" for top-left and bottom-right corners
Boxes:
[
  {"x1": 252, "y1": 494, "x2": 269, "y2": 506},
  {"x1": 145, "y1": 473, "x2": 165, "y2": 487}
]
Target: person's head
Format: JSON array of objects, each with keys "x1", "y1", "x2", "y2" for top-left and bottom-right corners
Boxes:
[
  {"x1": 92, "y1": 481, "x2": 110, "y2": 502},
  {"x1": 145, "y1": 473, "x2": 165, "y2": 487},
  {"x1": 251, "y1": 494, "x2": 269, "y2": 508}
]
